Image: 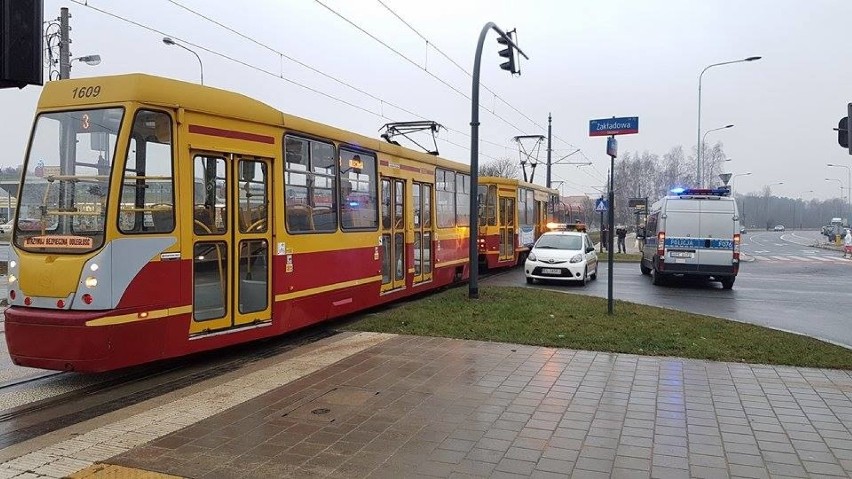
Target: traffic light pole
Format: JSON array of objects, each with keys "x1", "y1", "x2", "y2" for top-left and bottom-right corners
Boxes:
[
  {"x1": 468, "y1": 22, "x2": 527, "y2": 300},
  {"x1": 607, "y1": 137, "x2": 616, "y2": 315}
]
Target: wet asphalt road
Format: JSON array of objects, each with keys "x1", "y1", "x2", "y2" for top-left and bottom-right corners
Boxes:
[{"x1": 485, "y1": 229, "x2": 852, "y2": 349}]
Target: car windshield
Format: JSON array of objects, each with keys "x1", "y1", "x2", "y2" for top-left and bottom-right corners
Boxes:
[
  {"x1": 15, "y1": 108, "x2": 124, "y2": 253},
  {"x1": 535, "y1": 234, "x2": 583, "y2": 250}
]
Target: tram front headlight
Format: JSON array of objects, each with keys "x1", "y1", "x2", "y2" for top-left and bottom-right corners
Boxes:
[
  {"x1": 85, "y1": 276, "x2": 98, "y2": 288},
  {"x1": 8, "y1": 274, "x2": 16, "y2": 284},
  {"x1": 9, "y1": 260, "x2": 16, "y2": 269}
]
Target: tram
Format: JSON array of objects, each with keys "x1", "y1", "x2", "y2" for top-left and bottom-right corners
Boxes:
[
  {"x1": 4, "y1": 74, "x2": 556, "y2": 372},
  {"x1": 477, "y1": 177, "x2": 555, "y2": 269}
]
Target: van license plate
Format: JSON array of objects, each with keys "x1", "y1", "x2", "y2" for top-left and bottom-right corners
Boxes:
[
  {"x1": 541, "y1": 268, "x2": 561, "y2": 275},
  {"x1": 670, "y1": 251, "x2": 694, "y2": 258}
]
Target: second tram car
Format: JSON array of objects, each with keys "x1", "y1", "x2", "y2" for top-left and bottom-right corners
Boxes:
[
  {"x1": 477, "y1": 177, "x2": 554, "y2": 269},
  {"x1": 4, "y1": 74, "x2": 556, "y2": 372}
]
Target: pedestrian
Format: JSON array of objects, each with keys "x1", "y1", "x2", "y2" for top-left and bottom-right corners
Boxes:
[
  {"x1": 844, "y1": 229, "x2": 852, "y2": 259},
  {"x1": 601, "y1": 226, "x2": 608, "y2": 251},
  {"x1": 616, "y1": 225, "x2": 627, "y2": 253}
]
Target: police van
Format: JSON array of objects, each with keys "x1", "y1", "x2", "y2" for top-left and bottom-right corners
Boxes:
[{"x1": 638, "y1": 187, "x2": 740, "y2": 289}]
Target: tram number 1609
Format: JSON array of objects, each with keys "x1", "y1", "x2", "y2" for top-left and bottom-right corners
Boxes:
[{"x1": 72, "y1": 86, "x2": 101, "y2": 99}]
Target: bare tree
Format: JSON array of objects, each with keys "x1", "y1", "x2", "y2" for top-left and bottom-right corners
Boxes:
[{"x1": 479, "y1": 157, "x2": 519, "y2": 179}]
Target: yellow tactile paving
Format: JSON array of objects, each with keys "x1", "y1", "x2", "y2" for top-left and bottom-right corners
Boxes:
[{"x1": 69, "y1": 463, "x2": 183, "y2": 478}]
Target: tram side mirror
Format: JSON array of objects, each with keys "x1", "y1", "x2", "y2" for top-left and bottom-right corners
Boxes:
[{"x1": 240, "y1": 161, "x2": 256, "y2": 182}]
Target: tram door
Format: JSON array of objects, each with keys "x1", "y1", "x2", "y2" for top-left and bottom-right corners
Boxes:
[
  {"x1": 498, "y1": 196, "x2": 515, "y2": 262},
  {"x1": 412, "y1": 182, "x2": 433, "y2": 284},
  {"x1": 190, "y1": 153, "x2": 272, "y2": 335},
  {"x1": 381, "y1": 178, "x2": 406, "y2": 292}
]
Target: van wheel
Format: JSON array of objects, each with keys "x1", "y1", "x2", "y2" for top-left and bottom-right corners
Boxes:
[
  {"x1": 640, "y1": 261, "x2": 651, "y2": 275},
  {"x1": 720, "y1": 276, "x2": 735, "y2": 289},
  {"x1": 652, "y1": 268, "x2": 666, "y2": 286}
]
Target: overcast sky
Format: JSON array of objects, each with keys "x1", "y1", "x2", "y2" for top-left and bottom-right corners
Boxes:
[{"x1": 2, "y1": 0, "x2": 851, "y2": 200}]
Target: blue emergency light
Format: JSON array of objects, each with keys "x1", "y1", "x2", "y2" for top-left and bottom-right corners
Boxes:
[{"x1": 669, "y1": 186, "x2": 731, "y2": 197}]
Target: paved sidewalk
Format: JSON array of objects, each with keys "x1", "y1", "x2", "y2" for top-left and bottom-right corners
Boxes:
[{"x1": 3, "y1": 333, "x2": 852, "y2": 478}]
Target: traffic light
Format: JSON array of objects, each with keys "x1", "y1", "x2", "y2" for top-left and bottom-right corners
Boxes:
[
  {"x1": 0, "y1": 0, "x2": 43, "y2": 89},
  {"x1": 497, "y1": 30, "x2": 519, "y2": 75},
  {"x1": 839, "y1": 117, "x2": 848, "y2": 149}
]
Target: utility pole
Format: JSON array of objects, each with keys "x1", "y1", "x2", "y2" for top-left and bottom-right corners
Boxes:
[
  {"x1": 59, "y1": 7, "x2": 71, "y2": 80},
  {"x1": 546, "y1": 114, "x2": 552, "y2": 189}
]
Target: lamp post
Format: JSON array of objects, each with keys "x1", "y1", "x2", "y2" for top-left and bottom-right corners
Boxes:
[
  {"x1": 697, "y1": 57, "x2": 761, "y2": 187},
  {"x1": 826, "y1": 178, "x2": 845, "y2": 204},
  {"x1": 730, "y1": 172, "x2": 751, "y2": 194},
  {"x1": 701, "y1": 124, "x2": 733, "y2": 183},
  {"x1": 796, "y1": 190, "x2": 814, "y2": 230},
  {"x1": 163, "y1": 37, "x2": 204, "y2": 85},
  {"x1": 827, "y1": 163, "x2": 851, "y2": 223}
]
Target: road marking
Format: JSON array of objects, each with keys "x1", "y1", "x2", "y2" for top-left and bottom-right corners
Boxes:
[
  {"x1": 753, "y1": 255, "x2": 771, "y2": 261},
  {"x1": 787, "y1": 256, "x2": 813, "y2": 261},
  {"x1": 810, "y1": 256, "x2": 835, "y2": 262},
  {"x1": 770, "y1": 256, "x2": 791, "y2": 261}
]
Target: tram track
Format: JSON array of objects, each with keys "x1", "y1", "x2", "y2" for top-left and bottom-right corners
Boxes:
[{"x1": 0, "y1": 325, "x2": 337, "y2": 449}]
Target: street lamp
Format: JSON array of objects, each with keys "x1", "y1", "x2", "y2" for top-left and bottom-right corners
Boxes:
[
  {"x1": 826, "y1": 178, "x2": 845, "y2": 202},
  {"x1": 697, "y1": 57, "x2": 761, "y2": 187},
  {"x1": 701, "y1": 125, "x2": 734, "y2": 183},
  {"x1": 827, "y1": 163, "x2": 851, "y2": 222},
  {"x1": 730, "y1": 171, "x2": 751, "y2": 194},
  {"x1": 163, "y1": 37, "x2": 204, "y2": 85},
  {"x1": 72, "y1": 54, "x2": 101, "y2": 66}
]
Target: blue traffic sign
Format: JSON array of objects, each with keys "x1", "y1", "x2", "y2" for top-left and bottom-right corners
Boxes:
[
  {"x1": 590, "y1": 117, "x2": 639, "y2": 137},
  {"x1": 595, "y1": 198, "x2": 608, "y2": 212}
]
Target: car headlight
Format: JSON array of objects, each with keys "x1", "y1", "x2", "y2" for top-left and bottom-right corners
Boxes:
[
  {"x1": 527, "y1": 252, "x2": 537, "y2": 262},
  {"x1": 570, "y1": 253, "x2": 584, "y2": 263}
]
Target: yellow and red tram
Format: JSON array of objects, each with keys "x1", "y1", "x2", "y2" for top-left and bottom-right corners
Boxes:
[
  {"x1": 477, "y1": 177, "x2": 555, "y2": 269},
  {"x1": 5, "y1": 74, "x2": 554, "y2": 372}
]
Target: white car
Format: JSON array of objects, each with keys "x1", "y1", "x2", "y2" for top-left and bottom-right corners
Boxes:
[
  {"x1": 0, "y1": 220, "x2": 12, "y2": 234},
  {"x1": 524, "y1": 231, "x2": 598, "y2": 285}
]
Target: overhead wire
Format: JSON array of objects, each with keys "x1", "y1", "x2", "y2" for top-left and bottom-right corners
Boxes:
[
  {"x1": 67, "y1": 0, "x2": 506, "y2": 163},
  {"x1": 372, "y1": 0, "x2": 594, "y2": 168},
  {"x1": 164, "y1": 0, "x2": 511, "y2": 155},
  {"x1": 312, "y1": 0, "x2": 532, "y2": 137}
]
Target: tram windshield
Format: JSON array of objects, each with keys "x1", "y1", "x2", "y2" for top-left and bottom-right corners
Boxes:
[{"x1": 15, "y1": 108, "x2": 124, "y2": 253}]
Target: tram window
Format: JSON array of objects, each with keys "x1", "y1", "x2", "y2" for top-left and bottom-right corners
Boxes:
[
  {"x1": 193, "y1": 156, "x2": 227, "y2": 235},
  {"x1": 238, "y1": 239, "x2": 268, "y2": 314},
  {"x1": 423, "y1": 184, "x2": 432, "y2": 228},
  {"x1": 339, "y1": 149, "x2": 377, "y2": 230},
  {"x1": 413, "y1": 184, "x2": 421, "y2": 227},
  {"x1": 118, "y1": 110, "x2": 175, "y2": 234},
  {"x1": 193, "y1": 241, "x2": 228, "y2": 321},
  {"x1": 394, "y1": 180, "x2": 404, "y2": 229},
  {"x1": 456, "y1": 173, "x2": 470, "y2": 227},
  {"x1": 284, "y1": 136, "x2": 337, "y2": 233},
  {"x1": 381, "y1": 179, "x2": 391, "y2": 229},
  {"x1": 423, "y1": 231, "x2": 432, "y2": 274},
  {"x1": 436, "y1": 168, "x2": 455, "y2": 228},
  {"x1": 238, "y1": 159, "x2": 267, "y2": 234}
]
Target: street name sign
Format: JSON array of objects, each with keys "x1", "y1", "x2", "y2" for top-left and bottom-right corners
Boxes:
[{"x1": 589, "y1": 117, "x2": 639, "y2": 137}]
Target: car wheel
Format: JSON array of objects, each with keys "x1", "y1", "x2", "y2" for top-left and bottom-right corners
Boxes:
[
  {"x1": 526, "y1": 277, "x2": 533, "y2": 285},
  {"x1": 651, "y1": 268, "x2": 666, "y2": 286},
  {"x1": 640, "y1": 260, "x2": 651, "y2": 275},
  {"x1": 720, "y1": 276, "x2": 735, "y2": 290},
  {"x1": 590, "y1": 266, "x2": 597, "y2": 281},
  {"x1": 580, "y1": 267, "x2": 588, "y2": 286}
]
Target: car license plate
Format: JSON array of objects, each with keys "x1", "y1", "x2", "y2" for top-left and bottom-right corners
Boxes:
[
  {"x1": 669, "y1": 251, "x2": 694, "y2": 258},
  {"x1": 541, "y1": 268, "x2": 561, "y2": 275}
]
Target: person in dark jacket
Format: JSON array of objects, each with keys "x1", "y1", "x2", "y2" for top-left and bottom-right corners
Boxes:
[{"x1": 616, "y1": 225, "x2": 627, "y2": 253}]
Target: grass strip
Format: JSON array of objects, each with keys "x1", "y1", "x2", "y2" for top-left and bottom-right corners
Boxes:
[{"x1": 343, "y1": 286, "x2": 852, "y2": 369}]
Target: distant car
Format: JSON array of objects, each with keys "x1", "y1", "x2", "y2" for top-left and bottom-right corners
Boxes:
[
  {"x1": 0, "y1": 220, "x2": 12, "y2": 234},
  {"x1": 524, "y1": 230, "x2": 597, "y2": 285},
  {"x1": 773, "y1": 225, "x2": 785, "y2": 232},
  {"x1": 740, "y1": 226, "x2": 747, "y2": 234}
]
